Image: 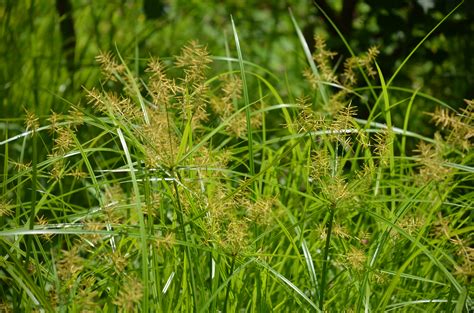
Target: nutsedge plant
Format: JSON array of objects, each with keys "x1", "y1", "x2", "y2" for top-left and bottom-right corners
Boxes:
[{"x1": 0, "y1": 10, "x2": 472, "y2": 313}]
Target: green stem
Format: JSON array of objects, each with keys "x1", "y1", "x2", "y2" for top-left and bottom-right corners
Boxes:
[
  {"x1": 319, "y1": 205, "x2": 335, "y2": 310},
  {"x1": 25, "y1": 129, "x2": 37, "y2": 265},
  {"x1": 231, "y1": 17, "x2": 255, "y2": 183},
  {"x1": 224, "y1": 255, "x2": 236, "y2": 312},
  {"x1": 173, "y1": 173, "x2": 197, "y2": 311}
]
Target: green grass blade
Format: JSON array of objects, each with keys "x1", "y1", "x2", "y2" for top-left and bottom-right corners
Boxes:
[
  {"x1": 289, "y1": 8, "x2": 329, "y2": 107},
  {"x1": 1, "y1": 240, "x2": 54, "y2": 311},
  {"x1": 401, "y1": 89, "x2": 418, "y2": 158},
  {"x1": 231, "y1": 16, "x2": 255, "y2": 179},
  {"x1": 255, "y1": 258, "x2": 320, "y2": 311},
  {"x1": 386, "y1": 1, "x2": 464, "y2": 87},
  {"x1": 116, "y1": 127, "x2": 149, "y2": 311}
]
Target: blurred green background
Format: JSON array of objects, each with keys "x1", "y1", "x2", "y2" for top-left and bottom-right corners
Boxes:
[{"x1": 1, "y1": 0, "x2": 472, "y2": 119}]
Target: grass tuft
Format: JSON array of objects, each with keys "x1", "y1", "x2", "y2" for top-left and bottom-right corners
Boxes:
[{"x1": 0, "y1": 9, "x2": 472, "y2": 312}]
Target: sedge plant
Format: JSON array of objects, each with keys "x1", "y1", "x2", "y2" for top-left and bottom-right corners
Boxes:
[{"x1": 0, "y1": 8, "x2": 472, "y2": 312}]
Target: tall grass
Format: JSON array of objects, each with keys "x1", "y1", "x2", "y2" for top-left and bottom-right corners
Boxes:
[{"x1": 1, "y1": 9, "x2": 473, "y2": 313}]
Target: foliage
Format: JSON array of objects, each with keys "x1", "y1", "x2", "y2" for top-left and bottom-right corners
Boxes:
[{"x1": 0, "y1": 1, "x2": 473, "y2": 312}]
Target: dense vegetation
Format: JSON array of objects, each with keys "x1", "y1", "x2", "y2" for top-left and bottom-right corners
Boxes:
[{"x1": 1, "y1": 1, "x2": 472, "y2": 312}]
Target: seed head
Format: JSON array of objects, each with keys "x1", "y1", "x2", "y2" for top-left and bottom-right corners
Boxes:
[
  {"x1": 175, "y1": 40, "x2": 212, "y2": 83},
  {"x1": 146, "y1": 57, "x2": 177, "y2": 106},
  {"x1": 95, "y1": 50, "x2": 125, "y2": 81},
  {"x1": 56, "y1": 246, "x2": 84, "y2": 282},
  {"x1": 0, "y1": 200, "x2": 13, "y2": 217},
  {"x1": 48, "y1": 111, "x2": 63, "y2": 134},
  {"x1": 24, "y1": 109, "x2": 39, "y2": 134},
  {"x1": 415, "y1": 141, "x2": 451, "y2": 182},
  {"x1": 113, "y1": 275, "x2": 143, "y2": 312},
  {"x1": 345, "y1": 246, "x2": 367, "y2": 271}
]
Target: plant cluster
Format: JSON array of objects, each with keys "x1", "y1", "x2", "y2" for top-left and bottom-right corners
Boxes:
[{"x1": 0, "y1": 15, "x2": 472, "y2": 313}]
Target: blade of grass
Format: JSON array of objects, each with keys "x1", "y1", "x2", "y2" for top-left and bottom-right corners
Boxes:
[
  {"x1": 231, "y1": 16, "x2": 255, "y2": 180},
  {"x1": 116, "y1": 127, "x2": 149, "y2": 312},
  {"x1": 289, "y1": 8, "x2": 329, "y2": 107},
  {"x1": 2, "y1": 125, "x2": 9, "y2": 230},
  {"x1": 375, "y1": 62, "x2": 396, "y2": 213},
  {"x1": 172, "y1": 172, "x2": 198, "y2": 311},
  {"x1": 199, "y1": 258, "x2": 255, "y2": 313},
  {"x1": 385, "y1": 1, "x2": 464, "y2": 87},
  {"x1": 1, "y1": 240, "x2": 54, "y2": 311},
  {"x1": 25, "y1": 126, "x2": 38, "y2": 265},
  {"x1": 401, "y1": 89, "x2": 418, "y2": 158},
  {"x1": 285, "y1": 207, "x2": 319, "y2": 305},
  {"x1": 385, "y1": 299, "x2": 449, "y2": 311},
  {"x1": 357, "y1": 184, "x2": 427, "y2": 311},
  {"x1": 177, "y1": 100, "x2": 251, "y2": 164},
  {"x1": 377, "y1": 247, "x2": 424, "y2": 311},
  {"x1": 319, "y1": 206, "x2": 334, "y2": 310},
  {"x1": 365, "y1": 211, "x2": 465, "y2": 295},
  {"x1": 115, "y1": 46, "x2": 150, "y2": 125},
  {"x1": 255, "y1": 258, "x2": 321, "y2": 311},
  {"x1": 354, "y1": 85, "x2": 457, "y2": 112}
]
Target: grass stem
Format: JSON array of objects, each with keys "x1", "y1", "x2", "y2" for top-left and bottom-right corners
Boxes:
[{"x1": 319, "y1": 206, "x2": 335, "y2": 310}]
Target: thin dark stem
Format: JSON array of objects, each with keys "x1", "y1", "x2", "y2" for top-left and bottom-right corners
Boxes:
[
  {"x1": 319, "y1": 206, "x2": 335, "y2": 310},
  {"x1": 224, "y1": 255, "x2": 236, "y2": 312},
  {"x1": 26, "y1": 0, "x2": 38, "y2": 266},
  {"x1": 25, "y1": 130, "x2": 37, "y2": 265},
  {"x1": 172, "y1": 174, "x2": 197, "y2": 311}
]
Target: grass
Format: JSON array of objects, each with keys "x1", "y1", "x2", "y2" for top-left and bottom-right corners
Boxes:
[{"x1": 1, "y1": 5, "x2": 473, "y2": 313}]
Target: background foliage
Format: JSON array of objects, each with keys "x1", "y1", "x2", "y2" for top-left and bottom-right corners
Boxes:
[
  {"x1": 1, "y1": 0, "x2": 473, "y2": 116},
  {"x1": 0, "y1": 1, "x2": 472, "y2": 312}
]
